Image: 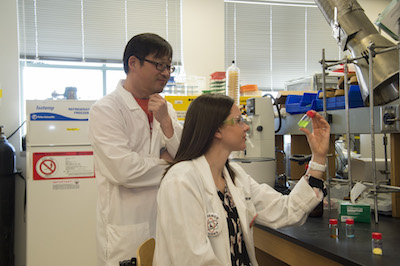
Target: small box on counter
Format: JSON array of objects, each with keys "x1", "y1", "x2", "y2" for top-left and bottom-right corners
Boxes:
[{"x1": 338, "y1": 202, "x2": 371, "y2": 223}]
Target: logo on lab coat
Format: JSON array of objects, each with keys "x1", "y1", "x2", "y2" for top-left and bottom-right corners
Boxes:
[{"x1": 207, "y1": 213, "x2": 221, "y2": 236}]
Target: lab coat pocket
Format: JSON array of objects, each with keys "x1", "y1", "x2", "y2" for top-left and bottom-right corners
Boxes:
[
  {"x1": 245, "y1": 198, "x2": 258, "y2": 228},
  {"x1": 106, "y1": 222, "x2": 150, "y2": 263},
  {"x1": 247, "y1": 208, "x2": 258, "y2": 228}
]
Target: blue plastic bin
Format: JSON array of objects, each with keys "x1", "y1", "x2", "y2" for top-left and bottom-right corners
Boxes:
[
  {"x1": 315, "y1": 85, "x2": 364, "y2": 111},
  {"x1": 285, "y1": 93, "x2": 318, "y2": 114}
]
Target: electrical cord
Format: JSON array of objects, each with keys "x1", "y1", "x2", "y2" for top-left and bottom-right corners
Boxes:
[
  {"x1": 263, "y1": 93, "x2": 282, "y2": 133},
  {"x1": 7, "y1": 120, "x2": 26, "y2": 139}
]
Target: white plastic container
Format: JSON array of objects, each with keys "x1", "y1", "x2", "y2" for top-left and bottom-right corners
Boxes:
[{"x1": 240, "y1": 84, "x2": 261, "y2": 97}]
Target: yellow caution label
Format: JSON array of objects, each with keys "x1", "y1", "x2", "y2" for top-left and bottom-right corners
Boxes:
[
  {"x1": 0, "y1": 89, "x2": 2, "y2": 98},
  {"x1": 67, "y1": 128, "x2": 80, "y2": 131},
  {"x1": 165, "y1": 96, "x2": 197, "y2": 121},
  {"x1": 240, "y1": 96, "x2": 261, "y2": 106}
]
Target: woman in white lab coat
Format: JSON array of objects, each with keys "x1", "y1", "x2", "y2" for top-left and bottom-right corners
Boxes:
[{"x1": 154, "y1": 94, "x2": 330, "y2": 266}]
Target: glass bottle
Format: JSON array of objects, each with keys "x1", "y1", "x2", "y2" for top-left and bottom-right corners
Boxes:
[
  {"x1": 329, "y1": 219, "x2": 338, "y2": 238},
  {"x1": 345, "y1": 219, "x2": 354, "y2": 238},
  {"x1": 372, "y1": 232, "x2": 383, "y2": 255},
  {"x1": 298, "y1": 110, "x2": 316, "y2": 128},
  {"x1": 226, "y1": 60, "x2": 240, "y2": 105}
]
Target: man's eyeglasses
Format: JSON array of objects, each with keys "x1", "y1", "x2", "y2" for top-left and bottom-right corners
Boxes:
[
  {"x1": 142, "y1": 58, "x2": 176, "y2": 73},
  {"x1": 223, "y1": 116, "x2": 245, "y2": 127}
]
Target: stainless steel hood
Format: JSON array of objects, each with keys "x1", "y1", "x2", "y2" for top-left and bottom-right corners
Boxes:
[{"x1": 314, "y1": 0, "x2": 399, "y2": 106}]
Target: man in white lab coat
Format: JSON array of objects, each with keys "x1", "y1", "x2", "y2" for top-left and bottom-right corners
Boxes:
[{"x1": 88, "y1": 33, "x2": 182, "y2": 266}]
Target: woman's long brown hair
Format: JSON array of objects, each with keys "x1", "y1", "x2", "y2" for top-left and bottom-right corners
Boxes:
[{"x1": 164, "y1": 94, "x2": 236, "y2": 182}]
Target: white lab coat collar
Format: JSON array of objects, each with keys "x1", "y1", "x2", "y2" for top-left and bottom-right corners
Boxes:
[
  {"x1": 116, "y1": 79, "x2": 162, "y2": 140},
  {"x1": 192, "y1": 155, "x2": 256, "y2": 264},
  {"x1": 116, "y1": 79, "x2": 141, "y2": 111},
  {"x1": 192, "y1": 156, "x2": 237, "y2": 195},
  {"x1": 192, "y1": 155, "x2": 246, "y2": 209},
  {"x1": 192, "y1": 156, "x2": 216, "y2": 195}
]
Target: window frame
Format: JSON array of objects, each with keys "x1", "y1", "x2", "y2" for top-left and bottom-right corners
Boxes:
[{"x1": 225, "y1": 0, "x2": 344, "y2": 91}]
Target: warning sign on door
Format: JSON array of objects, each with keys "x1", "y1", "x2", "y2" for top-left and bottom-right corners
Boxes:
[{"x1": 33, "y1": 151, "x2": 95, "y2": 180}]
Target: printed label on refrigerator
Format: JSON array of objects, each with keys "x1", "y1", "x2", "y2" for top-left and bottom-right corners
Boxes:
[{"x1": 33, "y1": 151, "x2": 95, "y2": 180}]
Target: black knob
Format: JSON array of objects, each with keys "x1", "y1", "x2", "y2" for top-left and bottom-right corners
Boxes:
[
  {"x1": 257, "y1": 126, "x2": 263, "y2": 131},
  {"x1": 383, "y1": 113, "x2": 396, "y2": 125}
]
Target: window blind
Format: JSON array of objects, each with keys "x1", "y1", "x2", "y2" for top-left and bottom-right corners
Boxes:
[
  {"x1": 225, "y1": 0, "x2": 342, "y2": 91},
  {"x1": 18, "y1": 0, "x2": 182, "y2": 64}
]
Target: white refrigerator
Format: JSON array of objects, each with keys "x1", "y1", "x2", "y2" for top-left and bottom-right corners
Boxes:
[{"x1": 25, "y1": 100, "x2": 97, "y2": 266}]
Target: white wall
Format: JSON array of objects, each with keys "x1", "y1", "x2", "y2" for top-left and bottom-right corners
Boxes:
[
  {"x1": 360, "y1": 133, "x2": 391, "y2": 158},
  {"x1": 361, "y1": 0, "x2": 391, "y2": 23},
  {"x1": 182, "y1": 0, "x2": 225, "y2": 84},
  {"x1": 0, "y1": 1, "x2": 22, "y2": 164},
  {"x1": 361, "y1": 0, "x2": 392, "y2": 40},
  {"x1": 0, "y1": 1, "x2": 26, "y2": 266}
]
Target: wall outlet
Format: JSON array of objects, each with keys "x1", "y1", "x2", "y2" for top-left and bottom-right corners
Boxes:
[{"x1": 380, "y1": 105, "x2": 400, "y2": 132}]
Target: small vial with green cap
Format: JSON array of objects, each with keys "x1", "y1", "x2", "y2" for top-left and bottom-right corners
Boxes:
[{"x1": 298, "y1": 110, "x2": 315, "y2": 128}]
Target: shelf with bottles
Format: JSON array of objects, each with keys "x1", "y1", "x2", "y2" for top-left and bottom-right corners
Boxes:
[{"x1": 164, "y1": 75, "x2": 205, "y2": 96}]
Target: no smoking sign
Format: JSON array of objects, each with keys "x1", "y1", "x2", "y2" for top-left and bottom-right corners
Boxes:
[
  {"x1": 35, "y1": 156, "x2": 59, "y2": 179},
  {"x1": 32, "y1": 152, "x2": 95, "y2": 180},
  {"x1": 39, "y1": 159, "x2": 57, "y2": 176}
]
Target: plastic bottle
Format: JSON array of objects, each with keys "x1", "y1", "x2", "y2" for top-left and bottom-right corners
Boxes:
[
  {"x1": 345, "y1": 219, "x2": 354, "y2": 238},
  {"x1": 372, "y1": 232, "x2": 383, "y2": 255},
  {"x1": 329, "y1": 219, "x2": 338, "y2": 238},
  {"x1": 226, "y1": 61, "x2": 240, "y2": 105},
  {"x1": 298, "y1": 110, "x2": 315, "y2": 128}
]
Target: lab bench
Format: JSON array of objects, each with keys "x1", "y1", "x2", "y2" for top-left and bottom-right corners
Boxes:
[
  {"x1": 273, "y1": 102, "x2": 400, "y2": 217},
  {"x1": 254, "y1": 210, "x2": 400, "y2": 266}
]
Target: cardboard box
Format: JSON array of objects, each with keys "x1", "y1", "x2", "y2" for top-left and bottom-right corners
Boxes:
[
  {"x1": 350, "y1": 157, "x2": 391, "y2": 183},
  {"x1": 338, "y1": 202, "x2": 371, "y2": 223}
]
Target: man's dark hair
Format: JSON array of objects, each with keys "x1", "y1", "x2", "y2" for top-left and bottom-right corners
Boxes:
[{"x1": 123, "y1": 33, "x2": 173, "y2": 74}]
